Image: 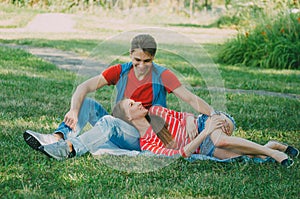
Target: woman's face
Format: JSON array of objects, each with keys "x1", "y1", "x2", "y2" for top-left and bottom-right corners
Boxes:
[
  {"x1": 121, "y1": 99, "x2": 148, "y2": 121},
  {"x1": 220, "y1": 113, "x2": 235, "y2": 135},
  {"x1": 130, "y1": 49, "x2": 154, "y2": 79}
]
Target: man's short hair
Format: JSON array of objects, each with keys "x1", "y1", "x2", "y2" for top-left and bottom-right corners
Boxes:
[{"x1": 130, "y1": 34, "x2": 157, "y2": 56}]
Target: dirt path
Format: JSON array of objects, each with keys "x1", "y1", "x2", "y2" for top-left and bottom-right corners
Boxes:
[{"x1": 1, "y1": 43, "x2": 107, "y2": 77}]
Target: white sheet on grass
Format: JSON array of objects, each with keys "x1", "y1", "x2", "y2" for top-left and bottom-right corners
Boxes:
[{"x1": 91, "y1": 141, "x2": 275, "y2": 164}]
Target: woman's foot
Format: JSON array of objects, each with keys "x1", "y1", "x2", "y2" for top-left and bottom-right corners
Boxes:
[
  {"x1": 265, "y1": 140, "x2": 299, "y2": 158},
  {"x1": 271, "y1": 150, "x2": 290, "y2": 165}
]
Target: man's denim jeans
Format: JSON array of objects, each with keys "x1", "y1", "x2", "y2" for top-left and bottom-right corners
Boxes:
[{"x1": 54, "y1": 98, "x2": 140, "y2": 156}]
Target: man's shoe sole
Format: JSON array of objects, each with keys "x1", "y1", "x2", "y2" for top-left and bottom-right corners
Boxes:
[
  {"x1": 38, "y1": 146, "x2": 52, "y2": 158},
  {"x1": 23, "y1": 131, "x2": 42, "y2": 151}
]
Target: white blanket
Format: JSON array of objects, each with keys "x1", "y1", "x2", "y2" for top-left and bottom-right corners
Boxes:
[{"x1": 91, "y1": 141, "x2": 275, "y2": 164}]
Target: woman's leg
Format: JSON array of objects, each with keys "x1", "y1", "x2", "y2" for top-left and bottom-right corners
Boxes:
[
  {"x1": 209, "y1": 131, "x2": 288, "y2": 163},
  {"x1": 212, "y1": 148, "x2": 241, "y2": 160}
]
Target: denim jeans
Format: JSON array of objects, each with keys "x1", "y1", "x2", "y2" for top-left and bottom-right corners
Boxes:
[{"x1": 54, "y1": 98, "x2": 140, "y2": 156}]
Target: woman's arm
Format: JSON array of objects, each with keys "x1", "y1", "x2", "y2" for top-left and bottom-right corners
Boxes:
[{"x1": 183, "y1": 116, "x2": 224, "y2": 157}]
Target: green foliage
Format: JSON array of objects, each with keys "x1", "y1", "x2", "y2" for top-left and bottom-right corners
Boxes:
[{"x1": 218, "y1": 12, "x2": 300, "y2": 69}]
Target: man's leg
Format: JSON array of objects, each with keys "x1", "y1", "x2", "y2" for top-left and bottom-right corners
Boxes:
[
  {"x1": 24, "y1": 98, "x2": 108, "y2": 150},
  {"x1": 40, "y1": 115, "x2": 140, "y2": 159},
  {"x1": 54, "y1": 97, "x2": 108, "y2": 139},
  {"x1": 72, "y1": 115, "x2": 140, "y2": 155}
]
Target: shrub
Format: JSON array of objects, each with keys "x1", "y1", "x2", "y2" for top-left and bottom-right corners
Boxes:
[{"x1": 218, "y1": 12, "x2": 300, "y2": 69}]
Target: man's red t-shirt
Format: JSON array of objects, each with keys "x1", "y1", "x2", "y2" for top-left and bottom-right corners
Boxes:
[{"x1": 102, "y1": 64, "x2": 181, "y2": 109}]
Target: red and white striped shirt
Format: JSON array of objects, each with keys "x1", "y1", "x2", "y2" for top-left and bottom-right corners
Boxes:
[{"x1": 140, "y1": 106, "x2": 200, "y2": 157}]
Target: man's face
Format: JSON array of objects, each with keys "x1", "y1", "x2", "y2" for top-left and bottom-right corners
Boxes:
[{"x1": 130, "y1": 49, "x2": 154, "y2": 79}]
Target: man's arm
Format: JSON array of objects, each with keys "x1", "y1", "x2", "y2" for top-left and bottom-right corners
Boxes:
[
  {"x1": 172, "y1": 85, "x2": 214, "y2": 116},
  {"x1": 64, "y1": 74, "x2": 108, "y2": 130}
]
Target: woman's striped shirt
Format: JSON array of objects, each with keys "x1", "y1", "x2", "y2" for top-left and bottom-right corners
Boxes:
[{"x1": 140, "y1": 105, "x2": 200, "y2": 157}]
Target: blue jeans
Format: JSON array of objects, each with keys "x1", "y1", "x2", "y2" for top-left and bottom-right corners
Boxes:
[
  {"x1": 69, "y1": 115, "x2": 140, "y2": 156},
  {"x1": 54, "y1": 98, "x2": 140, "y2": 156}
]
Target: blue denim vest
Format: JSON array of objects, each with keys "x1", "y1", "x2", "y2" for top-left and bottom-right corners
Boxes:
[{"x1": 115, "y1": 62, "x2": 167, "y2": 107}]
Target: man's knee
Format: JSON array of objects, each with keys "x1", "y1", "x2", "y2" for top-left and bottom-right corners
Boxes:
[
  {"x1": 82, "y1": 97, "x2": 96, "y2": 105},
  {"x1": 99, "y1": 115, "x2": 115, "y2": 124}
]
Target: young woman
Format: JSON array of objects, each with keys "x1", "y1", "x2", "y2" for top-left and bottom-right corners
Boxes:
[{"x1": 112, "y1": 99, "x2": 298, "y2": 167}]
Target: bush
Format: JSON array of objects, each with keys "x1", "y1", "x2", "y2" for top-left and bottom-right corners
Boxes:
[{"x1": 218, "y1": 12, "x2": 300, "y2": 69}]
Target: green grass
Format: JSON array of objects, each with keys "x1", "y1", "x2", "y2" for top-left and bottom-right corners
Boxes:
[{"x1": 0, "y1": 40, "x2": 299, "y2": 198}]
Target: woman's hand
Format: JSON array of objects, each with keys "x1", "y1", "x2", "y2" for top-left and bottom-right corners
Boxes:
[
  {"x1": 205, "y1": 115, "x2": 224, "y2": 135},
  {"x1": 64, "y1": 109, "x2": 78, "y2": 131},
  {"x1": 210, "y1": 112, "x2": 231, "y2": 136},
  {"x1": 222, "y1": 119, "x2": 232, "y2": 136},
  {"x1": 185, "y1": 116, "x2": 198, "y2": 140}
]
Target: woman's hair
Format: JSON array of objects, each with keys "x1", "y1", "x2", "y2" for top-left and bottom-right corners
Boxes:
[
  {"x1": 112, "y1": 101, "x2": 132, "y2": 125},
  {"x1": 130, "y1": 34, "x2": 157, "y2": 57},
  {"x1": 147, "y1": 115, "x2": 174, "y2": 148},
  {"x1": 112, "y1": 101, "x2": 174, "y2": 148}
]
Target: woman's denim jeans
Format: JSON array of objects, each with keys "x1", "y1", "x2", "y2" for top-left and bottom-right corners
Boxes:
[{"x1": 54, "y1": 98, "x2": 140, "y2": 156}]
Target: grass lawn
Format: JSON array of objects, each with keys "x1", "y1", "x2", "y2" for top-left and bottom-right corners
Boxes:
[{"x1": 0, "y1": 37, "x2": 299, "y2": 198}]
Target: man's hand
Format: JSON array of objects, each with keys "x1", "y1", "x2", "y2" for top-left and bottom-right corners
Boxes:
[{"x1": 63, "y1": 110, "x2": 78, "y2": 131}]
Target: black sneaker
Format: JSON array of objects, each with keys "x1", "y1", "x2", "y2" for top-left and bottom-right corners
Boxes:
[
  {"x1": 281, "y1": 158, "x2": 294, "y2": 168},
  {"x1": 285, "y1": 146, "x2": 299, "y2": 158}
]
